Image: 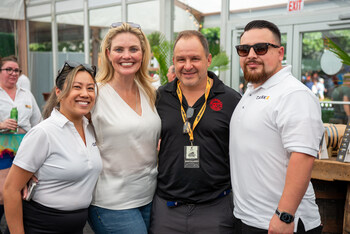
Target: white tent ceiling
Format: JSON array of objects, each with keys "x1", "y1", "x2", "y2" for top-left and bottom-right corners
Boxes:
[
  {"x1": 178, "y1": 0, "x2": 290, "y2": 14},
  {"x1": 1, "y1": 0, "x2": 313, "y2": 22}
]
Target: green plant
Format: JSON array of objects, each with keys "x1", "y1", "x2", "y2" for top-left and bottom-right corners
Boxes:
[
  {"x1": 0, "y1": 32, "x2": 15, "y2": 57},
  {"x1": 325, "y1": 37, "x2": 350, "y2": 66},
  {"x1": 208, "y1": 51, "x2": 229, "y2": 76},
  {"x1": 147, "y1": 32, "x2": 173, "y2": 85},
  {"x1": 201, "y1": 27, "x2": 220, "y2": 57}
]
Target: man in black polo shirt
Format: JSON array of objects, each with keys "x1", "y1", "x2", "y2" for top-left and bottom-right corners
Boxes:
[{"x1": 150, "y1": 30, "x2": 241, "y2": 233}]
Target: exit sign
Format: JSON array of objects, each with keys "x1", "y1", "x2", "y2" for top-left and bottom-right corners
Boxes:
[{"x1": 288, "y1": 0, "x2": 304, "y2": 12}]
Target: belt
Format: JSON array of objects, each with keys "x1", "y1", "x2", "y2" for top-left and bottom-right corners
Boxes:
[{"x1": 166, "y1": 189, "x2": 231, "y2": 208}]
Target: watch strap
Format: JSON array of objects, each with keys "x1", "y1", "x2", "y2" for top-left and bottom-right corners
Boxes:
[{"x1": 275, "y1": 208, "x2": 294, "y2": 224}]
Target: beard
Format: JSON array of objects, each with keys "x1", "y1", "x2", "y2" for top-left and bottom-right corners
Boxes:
[{"x1": 243, "y1": 60, "x2": 270, "y2": 85}]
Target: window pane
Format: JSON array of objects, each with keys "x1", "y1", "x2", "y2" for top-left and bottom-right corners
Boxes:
[{"x1": 301, "y1": 29, "x2": 350, "y2": 124}]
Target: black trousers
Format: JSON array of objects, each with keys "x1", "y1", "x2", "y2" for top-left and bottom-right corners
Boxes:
[
  {"x1": 6, "y1": 200, "x2": 88, "y2": 234},
  {"x1": 234, "y1": 216, "x2": 322, "y2": 234},
  {"x1": 150, "y1": 193, "x2": 235, "y2": 234}
]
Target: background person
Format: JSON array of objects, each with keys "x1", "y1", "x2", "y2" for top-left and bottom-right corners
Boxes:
[
  {"x1": 3, "y1": 61, "x2": 102, "y2": 234},
  {"x1": 0, "y1": 55, "x2": 41, "y2": 134},
  {"x1": 230, "y1": 20, "x2": 323, "y2": 233},
  {"x1": 17, "y1": 74, "x2": 31, "y2": 91},
  {"x1": 317, "y1": 78, "x2": 325, "y2": 100},
  {"x1": 166, "y1": 64, "x2": 176, "y2": 82},
  {"x1": 88, "y1": 22, "x2": 161, "y2": 234},
  {"x1": 0, "y1": 55, "x2": 41, "y2": 225},
  {"x1": 150, "y1": 30, "x2": 241, "y2": 234},
  {"x1": 331, "y1": 74, "x2": 350, "y2": 124}
]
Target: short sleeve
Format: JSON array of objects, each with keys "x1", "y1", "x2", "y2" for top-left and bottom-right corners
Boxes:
[
  {"x1": 13, "y1": 125, "x2": 49, "y2": 173},
  {"x1": 275, "y1": 90, "x2": 324, "y2": 157}
]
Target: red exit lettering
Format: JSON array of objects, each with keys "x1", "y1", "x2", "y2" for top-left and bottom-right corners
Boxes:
[{"x1": 288, "y1": 0, "x2": 303, "y2": 12}]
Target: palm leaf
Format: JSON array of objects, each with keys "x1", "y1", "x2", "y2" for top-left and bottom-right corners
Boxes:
[
  {"x1": 325, "y1": 37, "x2": 350, "y2": 66},
  {"x1": 208, "y1": 52, "x2": 230, "y2": 75},
  {"x1": 148, "y1": 32, "x2": 173, "y2": 84}
]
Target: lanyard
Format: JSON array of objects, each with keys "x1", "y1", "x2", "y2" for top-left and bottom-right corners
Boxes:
[{"x1": 176, "y1": 77, "x2": 212, "y2": 143}]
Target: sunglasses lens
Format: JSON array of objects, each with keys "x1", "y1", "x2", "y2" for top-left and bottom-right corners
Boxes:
[
  {"x1": 111, "y1": 22, "x2": 141, "y2": 29},
  {"x1": 236, "y1": 45, "x2": 249, "y2": 57},
  {"x1": 129, "y1": 23, "x2": 141, "y2": 29},
  {"x1": 254, "y1": 44, "x2": 268, "y2": 55},
  {"x1": 186, "y1": 107, "x2": 194, "y2": 119},
  {"x1": 111, "y1": 22, "x2": 122, "y2": 28}
]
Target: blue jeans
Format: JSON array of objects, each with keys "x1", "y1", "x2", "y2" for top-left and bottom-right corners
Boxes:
[{"x1": 88, "y1": 202, "x2": 152, "y2": 234}]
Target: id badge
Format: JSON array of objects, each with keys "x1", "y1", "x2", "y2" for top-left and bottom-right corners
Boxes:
[{"x1": 184, "y1": 145, "x2": 200, "y2": 168}]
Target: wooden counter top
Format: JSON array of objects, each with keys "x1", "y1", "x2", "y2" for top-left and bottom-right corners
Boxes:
[{"x1": 312, "y1": 158, "x2": 350, "y2": 182}]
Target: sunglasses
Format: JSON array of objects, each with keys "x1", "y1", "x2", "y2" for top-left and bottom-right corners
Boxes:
[
  {"x1": 183, "y1": 107, "x2": 195, "y2": 134},
  {"x1": 111, "y1": 22, "x2": 141, "y2": 29},
  {"x1": 0, "y1": 67, "x2": 22, "y2": 75},
  {"x1": 235, "y1": 43, "x2": 280, "y2": 57},
  {"x1": 56, "y1": 61, "x2": 96, "y2": 86}
]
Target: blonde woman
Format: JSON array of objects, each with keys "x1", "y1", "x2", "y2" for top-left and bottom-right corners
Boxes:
[{"x1": 88, "y1": 22, "x2": 161, "y2": 234}]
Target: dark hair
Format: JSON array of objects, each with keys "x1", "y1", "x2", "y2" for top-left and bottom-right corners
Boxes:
[
  {"x1": 0, "y1": 55, "x2": 19, "y2": 68},
  {"x1": 173, "y1": 30, "x2": 210, "y2": 57},
  {"x1": 241, "y1": 20, "x2": 281, "y2": 45},
  {"x1": 42, "y1": 64, "x2": 97, "y2": 119}
]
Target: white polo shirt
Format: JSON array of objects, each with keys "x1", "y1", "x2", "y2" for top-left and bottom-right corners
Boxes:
[
  {"x1": 14, "y1": 109, "x2": 102, "y2": 211},
  {"x1": 0, "y1": 85, "x2": 41, "y2": 132},
  {"x1": 230, "y1": 66, "x2": 323, "y2": 231}
]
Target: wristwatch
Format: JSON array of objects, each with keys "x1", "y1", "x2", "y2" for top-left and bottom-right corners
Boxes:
[{"x1": 275, "y1": 208, "x2": 294, "y2": 224}]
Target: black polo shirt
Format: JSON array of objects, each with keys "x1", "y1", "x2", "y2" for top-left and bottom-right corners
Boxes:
[{"x1": 156, "y1": 71, "x2": 241, "y2": 203}]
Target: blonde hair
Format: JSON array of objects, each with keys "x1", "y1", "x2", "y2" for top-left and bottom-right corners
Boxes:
[
  {"x1": 42, "y1": 65, "x2": 96, "y2": 119},
  {"x1": 98, "y1": 23, "x2": 156, "y2": 107}
]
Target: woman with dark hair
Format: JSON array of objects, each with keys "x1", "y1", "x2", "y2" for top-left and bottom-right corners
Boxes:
[
  {"x1": 0, "y1": 55, "x2": 41, "y2": 224},
  {"x1": 3, "y1": 61, "x2": 102, "y2": 234},
  {"x1": 88, "y1": 22, "x2": 161, "y2": 234},
  {"x1": 0, "y1": 55, "x2": 41, "y2": 134}
]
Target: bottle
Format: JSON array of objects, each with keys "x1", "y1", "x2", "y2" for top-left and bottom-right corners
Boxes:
[{"x1": 10, "y1": 107, "x2": 18, "y2": 133}]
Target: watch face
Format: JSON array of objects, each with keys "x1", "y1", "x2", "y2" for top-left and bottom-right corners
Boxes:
[{"x1": 280, "y1": 212, "x2": 294, "y2": 224}]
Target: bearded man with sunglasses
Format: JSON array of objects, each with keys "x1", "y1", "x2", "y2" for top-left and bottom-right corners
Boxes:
[
  {"x1": 150, "y1": 30, "x2": 241, "y2": 233},
  {"x1": 230, "y1": 20, "x2": 323, "y2": 234}
]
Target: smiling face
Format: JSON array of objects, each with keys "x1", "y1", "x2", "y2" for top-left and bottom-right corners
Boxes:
[
  {"x1": 0, "y1": 61, "x2": 20, "y2": 89},
  {"x1": 107, "y1": 32, "x2": 143, "y2": 79},
  {"x1": 57, "y1": 71, "x2": 96, "y2": 121},
  {"x1": 173, "y1": 36, "x2": 212, "y2": 90},
  {"x1": 240, "y1": 28, "x2": 284, "y2": 86}
]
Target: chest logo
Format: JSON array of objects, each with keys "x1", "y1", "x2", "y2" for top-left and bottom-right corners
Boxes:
[
  {"x1": 209, "y1": 98, "x2": 223, "y2": 111},
  {"x1": 256, "y1": 95, "x2": 270, "y2": 100}
]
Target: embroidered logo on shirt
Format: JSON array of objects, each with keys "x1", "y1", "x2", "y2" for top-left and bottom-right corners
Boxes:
[
  {"x1": 25, "y1": 105, "x2": 32, "y2": 108},
  {"x1": 209, "y1": 98, "x2": 223, "y2": 111},
  {"x1": 256, "y1": 95, "x2": 270, "y2": 100},
  {"x1": 92, "y1": 142, "x2": 97, "y2": 146}
]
